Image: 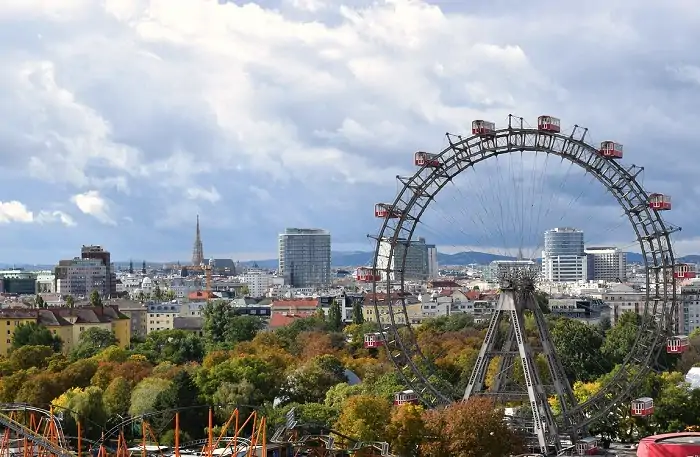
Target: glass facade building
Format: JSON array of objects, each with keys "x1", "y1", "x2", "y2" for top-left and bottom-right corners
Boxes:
[
  {"x1": 542, "y1": 227, "x2": 588, "y2": 282},
  {"x1": 278, "y1": 228, "x2": 331, "y2": 288}
]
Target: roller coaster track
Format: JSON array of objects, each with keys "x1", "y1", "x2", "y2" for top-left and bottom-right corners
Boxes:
[{"x1": 0, "y1": 411, "x2": 73, "y2": 457}]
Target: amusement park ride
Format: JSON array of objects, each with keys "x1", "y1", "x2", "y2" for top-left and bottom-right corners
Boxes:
[{"x1": 367, "y1": 114, "x2": 692, "y2": 456}]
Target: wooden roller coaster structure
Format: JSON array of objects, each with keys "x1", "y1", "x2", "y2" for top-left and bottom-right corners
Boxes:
[{"x1": 0, "y1": 404, "x2": 269, "y2": 457}]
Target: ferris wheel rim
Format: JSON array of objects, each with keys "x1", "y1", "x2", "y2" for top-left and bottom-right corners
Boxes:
[{"x1": 370, "y1": 124, "x2": 678, "y2": 433}]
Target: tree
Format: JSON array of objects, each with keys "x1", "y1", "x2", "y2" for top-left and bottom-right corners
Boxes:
[
  {"x1": 550, "y1": 318, "x2": 608, "y2": 381},
  {"x1": 71, "y1": 328, "x2": 118, "y2": 360},
  {"x1": 386, "y1": 404, "x2": 425, "y2": 457},
  {"x1": 129, "y1": 377, "x2": 172, "y2": 416},
  {"x1": 11, "y1": 322, "x2": 62, "y2": 352},
  {"x1": 65, "y1": 295, "x2": 75, "y2": 308},
  {"x1": 151, "y1": 371, "x2": 205, "y2": 437},
  {"x1": 134, "y1": 329, "x2": 205, "y2": 364},
  {"x1": 601, "y1": 312, "x2": 641, "y2": 366},
  {"x1": 103, "y1": 377, "x2": 131, "y2": 417},
  {"x1": 8, "y1": 345, "x2": 54, "y2": 370},
  {"x1": 53, "y1": 386, "x2": 107, "y2": 440},
  {"x1": 352, "y1": 300, "x2": 364, "y2": 325},
  {"x1": 334, "y1": 395, "x2": 391, "y2": 442},
  {"x1": 164, "y1": 290, "x2": 176, "y2": 301},
  {"x1": 89, "y1": 290, "x2": 103, "y2": 308},
  {"x1": 34, "y1": 295, "x2": 46, "y2": 308},
  {"x1": 420, "y1": 398, "x2": 522, "y2": 457},
  {"x1": 327, "y1": 300, "x2": 342, "y2": 331},
  {"x1": 153, "y1": 285, "x2": 163, "y2": 301},
  {"x1": 202, "y1": 301, "x2": 264, "y2": 348},
  {"x1": 282, "y1": 355, "x2": 348, "y2": 405}
]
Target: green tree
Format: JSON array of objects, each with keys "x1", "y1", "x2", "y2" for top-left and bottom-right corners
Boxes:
[
  {"x1": 164, "y1": 290, "x2": 176, "y2": 301},
  {"x1": 65, "y1": 295, "x2": 75, "y2": 308},
  {"x1": 34, "y1": 295, "x2": 46, "y2": 308},
  {"x1": 202, "y1": 301, "x2": 264, "y2": 347},
  {"x1": 71, "y1": 328, "x2": 118, "y2": 360},
  {"x1": 129, "y1": 377, "x2": 172, "y2": 416},
  {"x1": 53, "y1": 386, "x2": 107, "y2": 440},
  {"x1": 327, "y1": 300, "x2": 342, "y2": 331},
  {"x1": 153, "y1": 285, "x2": 163, "y2": 301},
  {"x1": 103, "y1": 377, "x2": 131, "y2": 417},
  {"x1": 283, "y1": 355, "x2": 347, "y2": 405},
  {"x1": 151, "y1": 371, "x2": 205, "y2": 437},
  {"x1": 212, "y1": 380, "x2": 256, "y2": 420},
  {"x1": 11, "y1": 322, "x2": 62, "y2": 352},
  {"x1": 352, "y1": 301, "x2": 364, "y2": 325},
  {"x1": 550, "y1": 318, "x2": 608, "y2": 381},
  {"x1": 8, "y1": 345, "x2": 54, "y2": 370},
  {"x1": 601, "y1": 312, "x2": 641, "y2": 366},
  {"x1": 133, "y1": 329, "x2": 205, "y2": 364},
  {"x1": 89, "y1": 290, "x2": 103, "y2": 308}
]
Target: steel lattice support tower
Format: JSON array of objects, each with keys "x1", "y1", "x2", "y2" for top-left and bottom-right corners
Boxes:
[
  {"x1": 191, "y1": 214, "x2": 204, "y2": 266},
  {"x1": 463, "y1": 265, "x2": 576, "y2": 455}
]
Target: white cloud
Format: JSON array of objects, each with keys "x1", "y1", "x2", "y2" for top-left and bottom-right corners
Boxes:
[
  {"x1": 185, "y1": 187, "x2": 221, "y2": 203},
  {"x1": 70, "y1": 190, "x2": 115, "y2": 225},
  {"x1": 0, "y1": 201, "x2": 75, "y2": 226}
]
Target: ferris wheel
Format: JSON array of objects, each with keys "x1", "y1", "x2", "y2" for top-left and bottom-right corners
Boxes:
[{"x1": 368, "y1": 114, "x2": 685, "y2": 455}]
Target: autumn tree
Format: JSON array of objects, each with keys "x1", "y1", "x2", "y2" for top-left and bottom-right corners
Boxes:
[
  {"x1": 53, "y1": 386, "x2": 107, "y2": 439},
  {"x1": 8, "y1": 345, "x2": 54, "y2": 370},
  {"x1": 11, "y1": 322, "x2": 62, "y2": 352},
  {"x1": 334, "y1": 394, "x2": 391, "y2": 442},
  {"x1": 421, "y1": 398, "x2": 522, "y2": 457},
  {"x1": 129, "y1": 377, "x2": 172, "y2": 416},
  {"x1": 103, "y1": 377, "x2": 131, "y2": 417},
  {"x1": 386, "y1": 404, "x2": 425, "y2": 457}
]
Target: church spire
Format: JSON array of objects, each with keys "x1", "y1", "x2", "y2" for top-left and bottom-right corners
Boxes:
[{"x1": 191, "y1": 215, "x2": 204, "y2": 266}]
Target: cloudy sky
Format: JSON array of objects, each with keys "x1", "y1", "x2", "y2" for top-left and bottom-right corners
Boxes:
[{"x1": 2, "y1": 0, "x2": 700, "y2": 263}]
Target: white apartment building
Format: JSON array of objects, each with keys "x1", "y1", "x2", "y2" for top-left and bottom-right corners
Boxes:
[
  {"x1": 56, "y1": 259, "x2": 109, "y2": 297},
  {"x1": 542, "y1": 228, "x2": 588, "y2": 283},
  {"x1": 585, "y1": 247, "x2": 626, "y2": 282},
  {"x1": 241, "y1": 269, "x2": 274, "y2": 298}
]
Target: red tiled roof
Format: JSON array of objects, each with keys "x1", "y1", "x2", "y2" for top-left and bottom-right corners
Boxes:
[
  {"x1": 429, "y1": 280, "x2": 461, "y2": 288},
  {"x1": 465, "y1": 290, "x2": 482, "y2": 300},
  {"x1": 188, "y1": 291, "x2": 215, "y2": 300},
  {"x1": 269, "y1": 312, "x2": 314, "y2": 329}
]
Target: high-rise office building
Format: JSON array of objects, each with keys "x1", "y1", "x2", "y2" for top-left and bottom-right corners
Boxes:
[
  {"x1": 378, "y1": 237, "x2": 431, "y2": 280},
  {"x1": 542, "y1": 227, "x2": 587, "y2": 282},
  {"x1": 585, "y1": 247, "x2": 626, "y2": 282},
  {"x1": 426, "y1": 243, "x2": 439, "y2": 279},
  {"x1": 278, "y1": 228, "x2": 331, "y2": 288},
  {"x1": 81, "y1": 245, "x2": 115, "y2": 296}
]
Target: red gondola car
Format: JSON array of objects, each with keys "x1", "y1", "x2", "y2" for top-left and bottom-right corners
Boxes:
[
  {"x1": 667, "y1": 335, "x2": 690, "y2": 354},
  {"x1": 374, "y1": 203, "x2": 401, "y2": 218},
  {"x1": 364, "y1": 332, "x2": 385, "y2": 349},
  {"x1": 471, "y1": 120, "x2": 496, "y2": 136},
  {"x1": 356, "y1": 267, "x2": 381, "y2": 282},
  {"x1": 414, "y1": 151, "x2": 441, "y2": 167},
  {"x1": 675, "y1": 263, "x2": 696, "y2": 279},
  {"x1": 575, "y1": 437, "x2": 599, "y2": 456},
  {"x1": 649, "y1": 193, "x2": 672, "y2": 211},
  {"x1": 537, "y1": 115, "x2": 561, "y2": 133},
  {"x1": 631, "y1": 397, "x2": 654, "y2": 417},
  {"x1": 394, "y1": 390, "x2": 419, "y2": 406},
  {"x1": 600, "y1": 141, "x2": 623, "y2": 159}
]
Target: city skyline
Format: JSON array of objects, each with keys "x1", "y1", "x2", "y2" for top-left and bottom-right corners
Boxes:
[{"x1": 2, "y1": 1, "x2": 700, "y2": 262}]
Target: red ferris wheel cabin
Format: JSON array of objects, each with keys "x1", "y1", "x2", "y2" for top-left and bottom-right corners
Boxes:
[
  {"x1": 374, "y1": 203, "x2": 402, "y2": 218},
  {"x1": 394, "y1": 390, "x2": 419, "y2": 406},
  {"x1": 667, "y1": 335, "x2": 690, "y2": 354},
  {"x1": 599, "y1": 141, "x2": 623, "y2": 159},
  {"x1": 675, "y1": 263, "x2": 696, "y2": 279},
  {"x1": 414, "y1": 151, "x2": 441, "y2": 167},
  {"x1": 631, "y1": 397, "x2": 654, "y2": 417},
  {"x1": 356, "y1": 267, "x2": 381, "y2": 282},
  {"x1": 649, "y1": 193, "x2": 672, "y2": 211},
  {"x1": 471, "y1": 119, "x2": 496, "y2": 136},
  {"x1": 364, "y1": 332, "x2": 385, "y2": 349},
  {"x1": 537, "y1": 115, "x2": 561, "y2": 133}
]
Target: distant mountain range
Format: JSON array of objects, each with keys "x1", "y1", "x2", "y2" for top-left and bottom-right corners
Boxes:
[{"x1": 4, "y1": 251, "x2": 700, "y2": 272}]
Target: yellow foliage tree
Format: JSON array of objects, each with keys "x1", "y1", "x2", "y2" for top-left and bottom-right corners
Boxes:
[
  {"x1": 334, "y1": 394, "x2": 391, "y2": 443},
  {"x1": 385, "y1": 404, "x2": 425, "y2": 456}
]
